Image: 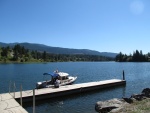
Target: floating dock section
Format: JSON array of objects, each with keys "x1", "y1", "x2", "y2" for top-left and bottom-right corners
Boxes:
[{"x1": 14, "y1": 79, "x2": 126, "y2": 102}]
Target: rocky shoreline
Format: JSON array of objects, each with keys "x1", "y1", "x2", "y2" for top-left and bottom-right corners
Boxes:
[{"x1": 95, "y1": 88, "x2": 150, "y2": 113}]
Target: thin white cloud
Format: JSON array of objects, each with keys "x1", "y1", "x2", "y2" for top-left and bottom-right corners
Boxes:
[{"x1": 130, "y1": 0, "x2": 144, "y2": 15}]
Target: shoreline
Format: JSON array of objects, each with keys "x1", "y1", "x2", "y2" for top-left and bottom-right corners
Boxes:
[
  {"x1": 0, "y1": 61, "x2": 115, "y2": 64},
  {"x1": 95, "y1": 88, "x2": 150, "y2": 113}
]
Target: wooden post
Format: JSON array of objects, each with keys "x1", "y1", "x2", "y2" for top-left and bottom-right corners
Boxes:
[
  {"x1": 123, "y1": 70, "x2": 125, "y2": 80},
  {"x1": 13, "y1": 82, "x2": 16, "y2": 98},
  {"x1": 20, "y1": 84, "x2": 22, "y2": 106},
  {"x1": 33, "y1": 89, "x2": 35, "y2": 113}
]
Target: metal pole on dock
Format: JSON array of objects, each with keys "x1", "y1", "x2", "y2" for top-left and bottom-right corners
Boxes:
[
  {"x1": 123, "y1": 70, "x2": 125, "y2": 80},
  {"x1": 33, "y1": 89, "x2": 35, "y2": 113},
  {"x1": 9, "y1": 80, "x2": 11, "y2": 94},
  {"x1": 13, "y1": 82, "x2": 16, "y2": 98},
  {"x1": 20, "y1": 84, "x2": 22, "y2": 106}
]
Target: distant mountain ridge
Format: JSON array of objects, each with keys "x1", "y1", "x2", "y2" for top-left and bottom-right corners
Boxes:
[{"x1": 0, "y1": 42, "x2": 117, "y2": 58}]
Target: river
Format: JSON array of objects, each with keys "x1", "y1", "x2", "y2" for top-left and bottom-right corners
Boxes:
[{"x1": 0, "y1": 62, "x2": 150, "y2": 113}]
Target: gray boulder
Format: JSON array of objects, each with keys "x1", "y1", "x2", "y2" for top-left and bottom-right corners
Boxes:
[{"x1": 95, "y1": 98, "x2": 128, "y2": 113}]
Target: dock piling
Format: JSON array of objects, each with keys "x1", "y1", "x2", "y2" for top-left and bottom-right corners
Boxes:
[
  {"x1": 33, "y1": 89, "x2": 35, "y2": 113},
  {"x1": 13, "y1": 82, "x2": 16, "y2": 98},
  {"x1": 20, "y1": 84, "x2": 23, "y2": 106},
  {"x1": 123, "y1": 70, "x2": 125, "y2": 80},
  {"x1": 9, "y1": 80, "x2": 11, "y2": 94}
]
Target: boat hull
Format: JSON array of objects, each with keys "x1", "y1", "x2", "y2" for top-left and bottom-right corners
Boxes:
[{"x1": 36, "y1": 76, "x2": 77, "y2": 89}]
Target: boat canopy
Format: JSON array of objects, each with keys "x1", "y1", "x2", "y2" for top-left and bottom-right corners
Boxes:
[
  {"x1": 43, "y1": 72, "x2": 69, "y2": 77},
  {"x1": 43, "y1": 72, "x2": 58, "y2": 77}
]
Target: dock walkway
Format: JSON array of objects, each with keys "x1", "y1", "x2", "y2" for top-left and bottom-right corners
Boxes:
[
  {"x1": 0, "y1": 93, "x2": 28, "y2": 113},
  {"x1": 14, "y1": 79, "x2": 126, "y2": 102},
  {"x1": 0, "y1": 79, "x2": 126, "y2": 113}
]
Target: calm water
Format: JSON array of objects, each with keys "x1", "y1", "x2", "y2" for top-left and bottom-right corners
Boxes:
[{"x1": 1, "y1": 62, "x2": 150, "y2": 113}]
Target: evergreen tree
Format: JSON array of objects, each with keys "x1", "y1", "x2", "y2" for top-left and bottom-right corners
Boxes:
[
  {"x1": 116, "y1": 50, "x2": 149, "y2": 62},
  {"x1": 42, "y1": 51, "x2": 47, "y2": 61}
]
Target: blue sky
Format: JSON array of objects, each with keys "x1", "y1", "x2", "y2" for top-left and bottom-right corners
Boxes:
[{"x1": 0, "y1": 0, "x2": 150, "y2": 54}]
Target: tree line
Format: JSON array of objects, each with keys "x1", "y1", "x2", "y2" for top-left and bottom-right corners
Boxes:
[
  {"x1": 0, "y1": 44, "x2": 114, "y2": 63},
  {"x1": 116, "y1": 50, "x2": 150, "y2": 62}
]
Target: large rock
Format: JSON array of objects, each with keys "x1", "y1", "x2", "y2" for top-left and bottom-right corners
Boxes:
[
  {"x1": 95, "y1": 98, "x2": 128, "y2": 113},
  {"x1": 130, "y1": 94, "x2": 144, "y2": 101},
  {"x1": 122, "y1": 97, "x2": 133, "y2": 104},
  {"x1": 142, "y1": 88, "x2": 150, "y2": 98}
]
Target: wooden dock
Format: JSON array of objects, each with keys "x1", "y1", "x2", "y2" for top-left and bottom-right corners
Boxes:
[
  {"x1": 14, "y1": 79, "x2": 126, "y2": 102},
  {"x1": 0, "y1": 79, "x2": 126, "y2": 113},
  {"x1": 0, "y1": 93, "x2": 28, "y2": 113}
]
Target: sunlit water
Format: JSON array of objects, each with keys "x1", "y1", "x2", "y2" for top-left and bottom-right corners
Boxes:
[{"x1": 1, "y1": 62, "x2": 150, "y2": 113}]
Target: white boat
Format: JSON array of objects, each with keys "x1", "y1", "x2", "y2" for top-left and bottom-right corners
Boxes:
[{"x1": 36, "y1": 71, "x2": 77, "y2": 89}]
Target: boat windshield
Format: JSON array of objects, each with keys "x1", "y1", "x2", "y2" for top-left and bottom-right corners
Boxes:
[
  {"x1": 57, "y1": 72, "x2": 69, "y2": 77},
  {"x1": 43, "y1": 72, "x2": 69, "y2": 78}
]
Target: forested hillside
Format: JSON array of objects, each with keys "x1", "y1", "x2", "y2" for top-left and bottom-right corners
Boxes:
[
  {"x1": 0, "y1": 44, "x2": 114, "y2": 63},
  {"x1": 0, "y1": 42, "x2": 117, "y2": 58}
]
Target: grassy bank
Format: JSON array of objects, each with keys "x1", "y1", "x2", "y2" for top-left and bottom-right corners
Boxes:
[{"x1": 115, "y1": 98, "x2": 150, "y2": 113}]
